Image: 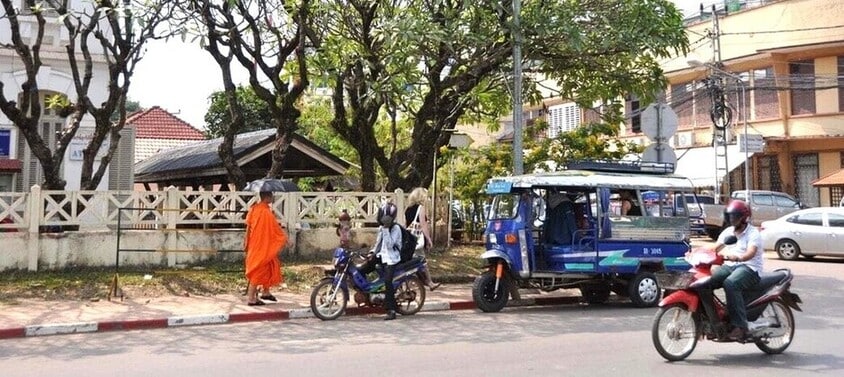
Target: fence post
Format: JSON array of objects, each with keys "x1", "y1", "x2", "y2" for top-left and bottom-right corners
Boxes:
[
  {"x1": 284, "y1": 192, "x2": 297, "y2": 253},
  {"x1": 394, "y1": 189, "x2": 405, "y2": 218},
  {"x1": 26, "y1": 185, "x2": 42, "y2": 271},
  {"x1": 165, "y1": 186, "x2": 179, "y2": 267}
]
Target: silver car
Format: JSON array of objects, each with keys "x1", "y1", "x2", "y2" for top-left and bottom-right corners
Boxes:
[{"x1": 761, "y1": 207, "x2": 844, "y2": 260}]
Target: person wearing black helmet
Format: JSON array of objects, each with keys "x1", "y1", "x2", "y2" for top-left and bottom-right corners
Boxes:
[
  {"x1": 372, "y1": 202, "x2": 402, "y2": 320},
  {"x1": 711, "y1": 199, "x2": 764, "y2": 340}
]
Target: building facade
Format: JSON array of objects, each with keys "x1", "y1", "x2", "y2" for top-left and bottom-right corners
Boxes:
[
  {"x1": 648, "y1": 0, "x2": 844, "y2": 207},
  {"x1": 0, "y1": 0, "x2": 134, "y2": 192}
]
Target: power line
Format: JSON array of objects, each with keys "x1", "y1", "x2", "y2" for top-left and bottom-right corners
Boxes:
[{"x1": 722, "y1": 24, "x2": 844, "y2": 36}]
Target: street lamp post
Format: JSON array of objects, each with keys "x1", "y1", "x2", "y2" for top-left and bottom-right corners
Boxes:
[
  {"x1": 687, "y1": 59, "x2": 751, "y2": 192},
  {"x1": 431, "y1": 131, "x2": 472, "y2": 247}
]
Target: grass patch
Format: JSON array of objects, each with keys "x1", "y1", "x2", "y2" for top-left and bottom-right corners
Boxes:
[{"x1": 0, "y1": 245, "x2": 486, "y2": 303}]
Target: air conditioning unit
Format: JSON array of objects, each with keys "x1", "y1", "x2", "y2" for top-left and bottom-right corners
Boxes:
[{"x1": 675, "y1": 132, "x2": 695, "y2": 147}]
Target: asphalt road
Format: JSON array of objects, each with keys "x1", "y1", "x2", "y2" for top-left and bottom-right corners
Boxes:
[{"x1": 2, "y1": 254, "x2": 843, "y2": 377}]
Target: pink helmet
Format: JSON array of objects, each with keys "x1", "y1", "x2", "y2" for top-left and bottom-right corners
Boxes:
[{"x1": 725, "y1": 200, "x2": 751, "y2": 225}]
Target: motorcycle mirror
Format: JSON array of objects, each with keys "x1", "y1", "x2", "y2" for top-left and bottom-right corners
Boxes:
[{"x1": 723, "y1": 235, "x2": 738, "y2": 245}]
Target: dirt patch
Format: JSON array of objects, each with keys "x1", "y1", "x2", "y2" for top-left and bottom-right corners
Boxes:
[{"x1": 0, "y1": 245, "x2": 485, "y2": 303}]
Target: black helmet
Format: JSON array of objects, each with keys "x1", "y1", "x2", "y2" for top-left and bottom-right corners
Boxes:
[
  {"x1": 377, "y1": 202, "x2": 397, "y2": 227},
  {"x1": 724, "y1": 200, "x2": 751, "y2": 227}
]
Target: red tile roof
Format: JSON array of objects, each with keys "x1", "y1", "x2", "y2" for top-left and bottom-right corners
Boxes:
[
  {"x1": 127, "y1": 106, "x2": 206, "y2": 140},
  {"x1": 813, "y1": 169, "x2": 844, "y2": 187}
]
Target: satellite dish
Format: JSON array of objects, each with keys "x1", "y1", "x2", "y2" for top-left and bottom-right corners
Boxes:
[{"x1": 642, "y1": 143, "x2": 677, "y2": 171}]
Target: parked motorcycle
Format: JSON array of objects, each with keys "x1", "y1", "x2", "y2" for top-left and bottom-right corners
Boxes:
[
  {"x1": 652, "y1": 236, "x2": 803, "y2": 361},
  {"x1": 310, "y1": 247, "x2": 427, "y2": 320}
]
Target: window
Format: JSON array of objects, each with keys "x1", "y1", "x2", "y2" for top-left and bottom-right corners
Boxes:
[
  {"x1": 832, "y1": 187, "x2": 844, "y2": 207},
  {"x1": 774, "y1": 195, "x2": 798, "y2": 208},
  {"x1": 828, "y1": 213, "x2": 844, "y2": 227},
  {"x1": 693, "y1": 80, "x2": 713, "y2": 126},
  {"x1": 790, "y1": 212, "x2": 822, "y2": 226},
  {"x1": 626, "y1": 95, "x2": 641, "y2": 133},
  {"x1": 839, "y1": 56, "x2": 844, "y2": 112},
  {"x1": 670, "y1": 83, "x2": 693, "y2": 127},
  {"x1": 789, "y1": 60, "x2": 816, "y2": 115},
  {"x1": 758, "y1": 155, "x2": 782, "y2": 192},
  {"x1": 752, "y1": 194, "x2": 773, "y2": 206},
  {"x1": 752, "y1": 68, "x2": 778, "y2": 120},
  {"x1": 793, "y1": 153, "x2": 819, "y2": 207},
  {"x1": 546, "y1": 103, "x2": 581, "y2": 138}
]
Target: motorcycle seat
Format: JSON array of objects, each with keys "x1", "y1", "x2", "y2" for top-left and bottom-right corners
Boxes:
[
  {"x1": 396, "y1": 256, "x2": 424, "y2": 270},
  {"x1": 756, "y1": 268, "x2": 790, "y2": 291}
]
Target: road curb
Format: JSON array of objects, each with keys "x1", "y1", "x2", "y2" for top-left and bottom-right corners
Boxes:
[{"x1": 0, "y1": 296, "x2": 582, "y2": 340}]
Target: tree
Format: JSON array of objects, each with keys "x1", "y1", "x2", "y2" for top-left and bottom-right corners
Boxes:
[
  {"x1": 183, "y1": 0, "x2": 315, "y2": 189},
  {"x1": 204, "y1": 85, "x2": 273, "y2": 139},
  {"x1": 0, "y1": 0, "x2": 176, "y2": 189},
  {"x1": 203, "y1": 85, "x2": 359, "y2": 177},
  {"x1": 312, "y1": 0, "x2": 687, "y2": 191}
]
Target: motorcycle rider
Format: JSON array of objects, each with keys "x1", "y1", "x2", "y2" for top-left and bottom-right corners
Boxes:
[
  {"x1": 712, "y1": 200, "x2": 764, "y2": 340},
  {"x1": 372, "y1": 202, "x2": 402, "y2": 320}
]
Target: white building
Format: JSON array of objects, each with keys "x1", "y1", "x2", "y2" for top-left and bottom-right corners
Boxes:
[{"x1": 0, "y1": 0, "x2": 134, "y2": 192}]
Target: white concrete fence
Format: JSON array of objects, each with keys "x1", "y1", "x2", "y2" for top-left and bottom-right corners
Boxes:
[{"x1": 0, "y1": 186, "x2": 433, "y2": 272}]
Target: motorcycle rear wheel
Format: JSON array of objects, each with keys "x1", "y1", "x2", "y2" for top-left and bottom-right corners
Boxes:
[
  {"x1": 395, "y1": 276, "x2": 426, "y2": 316},
  {"x1": 652, "y1": 303, "x2": 700, "y2": 362},
  {"x1": 310, "y1": 279, "x2": 348, "y2": 321},
  {"x1": 755, "y1": 299, "x2": 795, "y2": 354}
]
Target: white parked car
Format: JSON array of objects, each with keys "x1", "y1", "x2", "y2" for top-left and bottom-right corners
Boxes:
[{"x1": 761, "y1": 207, "x2": 844, "y2": 260}]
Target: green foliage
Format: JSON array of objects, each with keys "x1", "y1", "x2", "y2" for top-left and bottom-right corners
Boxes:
[{"x1": 204, "y1": 86, "x2": 273, "y2": 139}]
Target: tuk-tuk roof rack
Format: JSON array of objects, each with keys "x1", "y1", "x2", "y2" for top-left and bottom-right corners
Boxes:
[{"x1": 565, "y1": 160, "x2": 675, "y2": 175}]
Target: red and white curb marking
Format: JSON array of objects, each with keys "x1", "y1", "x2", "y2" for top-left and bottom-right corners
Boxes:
[{"x1": 0, "y1": 296, "x2": 580, "y2": 340}]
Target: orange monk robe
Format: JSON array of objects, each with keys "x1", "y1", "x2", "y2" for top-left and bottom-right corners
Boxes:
[{"x1": 244, "y1": 201, "x2": 288, "y2": 287}]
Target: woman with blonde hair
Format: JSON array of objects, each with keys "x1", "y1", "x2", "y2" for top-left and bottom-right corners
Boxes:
[{"x1": 405, "y1": 187, "x2": 440, "y2": 291}]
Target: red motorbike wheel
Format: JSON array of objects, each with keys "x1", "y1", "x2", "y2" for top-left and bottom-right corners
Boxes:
[{"x1": 652, "y1": 303, "x2": 700, "y2": 362}]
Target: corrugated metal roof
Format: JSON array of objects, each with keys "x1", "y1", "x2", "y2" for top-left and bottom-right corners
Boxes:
[
  {"x1": 133, "y1": 129, "x2": 351, "y2": 184},
  {"x1": 135, "y1": 129, "x2": 273, "y2": 176}
]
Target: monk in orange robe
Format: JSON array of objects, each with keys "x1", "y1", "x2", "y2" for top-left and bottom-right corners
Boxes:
[{"x1": 244, "y1": 191, "x2": 288, "y2": 305}]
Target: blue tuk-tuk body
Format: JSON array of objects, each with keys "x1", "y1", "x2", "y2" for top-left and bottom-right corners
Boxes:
[{"x1": 474, "y1": 162, "x2": 696, "y2": 311}]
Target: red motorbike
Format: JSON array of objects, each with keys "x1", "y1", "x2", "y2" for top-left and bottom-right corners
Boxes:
[{"x1": 651, "y1": 236, "x2": 803, "y2": 361}]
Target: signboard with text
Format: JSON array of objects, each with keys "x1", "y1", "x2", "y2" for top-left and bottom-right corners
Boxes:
[
  {"x1": 738, "y1": 134, "x2": 764, "y2": 153},
  {"x1": 0, "y1": 129, "x2": 10, "y2": 158}
]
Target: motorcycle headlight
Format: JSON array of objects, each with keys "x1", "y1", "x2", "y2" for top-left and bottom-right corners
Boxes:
[{"x1": 488, "y1": 233, "x2": 498, "y2": 244}]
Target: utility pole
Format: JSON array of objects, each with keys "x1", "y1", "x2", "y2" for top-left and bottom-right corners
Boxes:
[
  {"x1": 709, "y1": 5, "x2": 731, "y2": 201},
  {"x1": 512, "y1": 0, "x2": 524, "y2": 175}
]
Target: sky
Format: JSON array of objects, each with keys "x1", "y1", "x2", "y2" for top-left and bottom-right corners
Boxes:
[{"x1": 128, "y1": 0, "x2": 707, "y2": 131}]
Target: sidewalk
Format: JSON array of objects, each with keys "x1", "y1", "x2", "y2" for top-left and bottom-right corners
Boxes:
[{"x1": 0, "y1": 283, "x2": 584, "y2": 340}]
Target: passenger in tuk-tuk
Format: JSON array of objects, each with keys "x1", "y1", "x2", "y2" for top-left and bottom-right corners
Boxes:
[
  {"x1": 545, "y1": 192, "x2": 589, "y2": 247},
  {"x1": 619, "y1": 190, "x2": 642, "y2": 216}
]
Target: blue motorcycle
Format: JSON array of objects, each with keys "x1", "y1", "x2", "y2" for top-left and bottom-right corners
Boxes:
[{"x1": 310, "y1": 247, "x2": 428, "y2": 320}]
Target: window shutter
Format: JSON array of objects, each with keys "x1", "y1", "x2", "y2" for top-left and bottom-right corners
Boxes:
[{"x1": 108, "y1": 127, "x2": 135, "y2": 191}]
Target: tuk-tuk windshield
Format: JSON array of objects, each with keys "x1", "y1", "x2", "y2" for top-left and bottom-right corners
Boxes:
[{"x1": 488, "y1": 194, "x2": 520, "y2": 220}]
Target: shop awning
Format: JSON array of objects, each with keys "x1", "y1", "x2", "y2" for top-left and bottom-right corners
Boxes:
[
  {"x1": 0, "y1": 159, "x2": 22, "y2": 172},
  {"x1": 813, "y1": 169, "x2": 844, "y2": 187},
  {"x1": 673, "y1": 145, "x2": 747, "y2": 187}
]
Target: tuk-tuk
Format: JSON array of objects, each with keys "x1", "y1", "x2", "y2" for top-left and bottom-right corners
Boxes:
[{"x1": 473, "y1": 161, "x2": 696, "y2": 310}]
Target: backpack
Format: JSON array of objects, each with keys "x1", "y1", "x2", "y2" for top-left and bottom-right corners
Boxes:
[{"x1": 393, "y1": 224, "x2": 417, "y2": 263}]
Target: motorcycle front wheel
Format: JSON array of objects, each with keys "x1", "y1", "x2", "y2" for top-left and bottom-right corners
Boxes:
[
  {"x1": 652, "y1": 303, "x2": 700, "y2": 362},
  {"x1": 310, "y1": 279, "x2": 348, "y2": 321},
  {"x1": 395, "y1": 276, "x2": 426, "y2": 316},
  {"x1": 755, "y1": 299, "x2": 795, "y2": 354}
]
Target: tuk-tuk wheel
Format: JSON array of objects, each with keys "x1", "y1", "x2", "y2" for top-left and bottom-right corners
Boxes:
[
  {"x1": 472, "y1": 271, "x2": 509, "y2": 312},
  {"x1": 629, "y1": 271, "x2": 660, "y2": 308}
]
